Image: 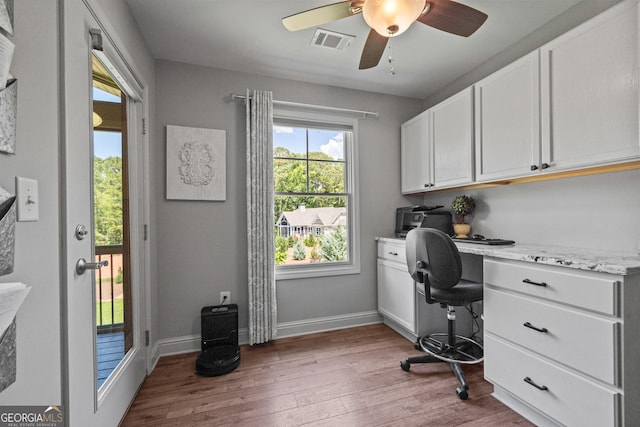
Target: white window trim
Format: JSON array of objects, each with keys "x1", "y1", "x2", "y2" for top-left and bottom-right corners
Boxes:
[{"x1": 273, "y1": 108, "x2": 361, "y2": 281}]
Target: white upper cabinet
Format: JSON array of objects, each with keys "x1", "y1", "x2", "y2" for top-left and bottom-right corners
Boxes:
[
  {"x1": 540, "y1": 0, "x2": 640, "y2": 171},
  {"x1": 475, "y1": 52, "x2": 541, "y2": 181},
  {"x1": 401, "y1": 0, "x2": 640, "y2": 193},
  {"x1": 401, "y1": 109, "x2": 431, "y2": 193},
  {"x1": 430, "y1": 86, "x2": 475, "y2": 189},
  {"x1": 401, "y1": 88, "x2": 474, "y2": 194}
]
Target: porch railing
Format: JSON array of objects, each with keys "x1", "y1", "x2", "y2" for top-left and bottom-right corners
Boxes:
[{"x1": 95, "y1": 245, "x2": 124, "y2": 332}]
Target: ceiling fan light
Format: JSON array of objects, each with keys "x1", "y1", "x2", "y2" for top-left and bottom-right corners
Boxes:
[{"x1": 363, "y1": 0, "x2": 426, "y2": 37}]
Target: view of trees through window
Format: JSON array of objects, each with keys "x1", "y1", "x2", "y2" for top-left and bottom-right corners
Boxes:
[
  {"x1": 273, "y1": 124, "x2": 351, "y2": 266},
  {"x1": 94, "y1": 154, "x2": 123, "y2": 246}
]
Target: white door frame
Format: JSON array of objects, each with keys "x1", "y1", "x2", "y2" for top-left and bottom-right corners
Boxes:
[{"x1": 61, "y1": 0, "x2": 151, "y2": 424}]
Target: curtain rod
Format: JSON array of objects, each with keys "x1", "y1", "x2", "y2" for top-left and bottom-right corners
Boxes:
[{"x1": 228, "y1": 92, "x2": 379, "y2": 119}]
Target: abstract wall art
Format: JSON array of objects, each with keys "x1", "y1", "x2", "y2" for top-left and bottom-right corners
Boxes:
[{"x1": 166, "y1": 125, "x2": 226, "y2": 201}]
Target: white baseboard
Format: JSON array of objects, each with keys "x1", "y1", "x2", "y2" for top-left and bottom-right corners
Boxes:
[
  {"x1": 276, "y1": 310, "x2": 381, "y2": 339},
  {"x1": 156, "y1": 310, "x2": 382, "y2": 358},
  {"x1": 147, "y1": 342, "x2": 160, "y2": 372}
]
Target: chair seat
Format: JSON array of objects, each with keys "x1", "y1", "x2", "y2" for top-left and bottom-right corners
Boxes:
[{"x1": 417, "y1": 279, "x2": 483, "y2": 306}]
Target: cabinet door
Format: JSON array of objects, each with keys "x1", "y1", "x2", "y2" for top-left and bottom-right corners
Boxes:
[
  {"x1": 540, "y1": 0, "x2": 640, "y2": 171},
  {"x1": 377, "y1": 258, "x2": 416, "y2": 333},
  {"x1": 431, "y1": 87, "x2": 474, "y2": 188},
  {"x1": 475, "y1": 52, "x2": 541, "y2": 181},
  {"x1": 401, "y1": 110, "x2": 431, "y2": 194}
]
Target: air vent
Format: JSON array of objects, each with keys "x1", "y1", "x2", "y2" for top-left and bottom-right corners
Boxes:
[{"x1": 310, "y1": 28, "x2": 355, "y2": 51}]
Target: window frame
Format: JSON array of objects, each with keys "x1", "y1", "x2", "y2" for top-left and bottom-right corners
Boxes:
[{"x1": 273, "y1": 108, "x2": 360, "y2": 280}]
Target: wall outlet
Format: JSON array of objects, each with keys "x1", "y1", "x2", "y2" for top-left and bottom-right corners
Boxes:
[{"x1": 220, "y1": 291, "x2": 230, "y2": 305}]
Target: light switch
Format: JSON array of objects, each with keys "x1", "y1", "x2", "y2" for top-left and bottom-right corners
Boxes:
[{"x1": 15, "y1": 177, "x2": 39, "y2": 222}]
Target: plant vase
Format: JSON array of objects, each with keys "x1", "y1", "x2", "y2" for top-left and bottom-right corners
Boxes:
[{"x1": 453, "y1": 223, "x2": 471, "y2": 239}]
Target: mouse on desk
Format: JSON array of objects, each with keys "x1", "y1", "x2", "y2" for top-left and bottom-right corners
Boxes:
[{"x1": 471, "y1": 234, "x2": 485, "y2": 240}]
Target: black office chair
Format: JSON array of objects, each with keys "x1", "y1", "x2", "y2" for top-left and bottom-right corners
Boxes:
[{"x1": 400, "y1": 228, "x2": 484, "y2": 400}]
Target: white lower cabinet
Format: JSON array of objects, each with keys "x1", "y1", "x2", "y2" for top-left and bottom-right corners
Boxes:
[
  {"x1": 376, "y1": 239, "x2": 470, "y2": 341},
  {"x1": 377, "y1": 256, "x2": 416, "y2": 333},
  {"x1": 483, "y1": 258, "x2": 640, "y2": 426}
]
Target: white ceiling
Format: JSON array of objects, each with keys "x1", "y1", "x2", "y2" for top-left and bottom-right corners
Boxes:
[{"x1": 125, "y1": 0, "x2": 584, "y2": 99}]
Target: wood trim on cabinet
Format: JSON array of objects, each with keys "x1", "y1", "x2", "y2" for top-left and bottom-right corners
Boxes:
[{"x1": 416, "y1": 160, "x2": 640, "y2": 195}]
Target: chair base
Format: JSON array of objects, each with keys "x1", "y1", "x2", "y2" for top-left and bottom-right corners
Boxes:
[{"x1": 400, "y1": 333, "x2": 484, "y2": 401}]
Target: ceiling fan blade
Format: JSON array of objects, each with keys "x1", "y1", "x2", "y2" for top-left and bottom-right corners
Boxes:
[
  {"x1": 359, "y1": 29, "x2": 389, "y2": 70},
  {"x1": 282, "y1": 1, "x2": 359, "y2": 32},
  {"x1": 418, "y1": 0, "x2": 488, "y2": 37}
]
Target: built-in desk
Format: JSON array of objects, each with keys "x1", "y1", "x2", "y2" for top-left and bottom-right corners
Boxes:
[{"x1": 376, "y1": 236, "x2": 640, "y2": 426}]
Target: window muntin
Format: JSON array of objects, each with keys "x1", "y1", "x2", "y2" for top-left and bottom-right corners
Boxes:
[{"x1": 273, "y1": 115, "x2": 359, "y2": 279}]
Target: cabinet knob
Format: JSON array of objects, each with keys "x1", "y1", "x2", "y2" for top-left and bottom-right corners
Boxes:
[
  {"x1": 530, "y1": 165, "x2": 538, "y2": 171},
  {"x1": 541, "y1": 162, "x2": 550, "y2": 169},
  {"x1": 388, "y1": 252, "x2": 398, "y2": 256}
]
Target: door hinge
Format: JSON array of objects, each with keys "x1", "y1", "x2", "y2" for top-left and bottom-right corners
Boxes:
[
  {"x1": 145, "y1": 330, "x2": 150, "y2": 347},
  {"x1": 142, "y1": 118, "x2": 147, "y2": 135},
  {"x1": 144, "y1": 224, "x2": 148, "y2": 241}
]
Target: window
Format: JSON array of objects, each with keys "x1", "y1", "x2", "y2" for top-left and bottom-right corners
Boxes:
[{"x1": 273, "y1": 110, "x2": 360, "y2": 279}]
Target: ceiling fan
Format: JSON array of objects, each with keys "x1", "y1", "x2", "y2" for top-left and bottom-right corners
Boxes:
[{"x1": 282, "y1": 0, "x2": 488, "y2": 70}]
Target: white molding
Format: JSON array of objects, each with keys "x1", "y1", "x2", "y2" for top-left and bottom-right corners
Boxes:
[
  {"x1": 148, "y1": 342, "x2": 160, "y2": 372},
  {"x1": 276, "y1": 310, "x2": 380, "y2": 339},
  {"x1": 156, "y1": 311, "x2": 382, "y2": 358}
]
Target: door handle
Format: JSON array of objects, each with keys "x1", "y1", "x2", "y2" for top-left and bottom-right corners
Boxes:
[{"x1": 76, "y1": 258, "x2": 108, "y2": 275}]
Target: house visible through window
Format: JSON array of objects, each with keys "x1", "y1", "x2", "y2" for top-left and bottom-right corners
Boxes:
[{"x1": 273, "y1": 112, "x2": 360, "y2": 279}]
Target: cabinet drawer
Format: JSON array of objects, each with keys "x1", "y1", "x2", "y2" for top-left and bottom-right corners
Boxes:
[
  {"x1": 485, "y1": 335, "x2": 620, "y2": 427},
  {"x1": 377, "y1": 240, "x2": 407, "y2": 265},
  {"x1": 485, "y1": 288, "x2": 619, "y2": 385},
  {"x1": 484, "y1": 258, "x2": 619, "y2": 316}
]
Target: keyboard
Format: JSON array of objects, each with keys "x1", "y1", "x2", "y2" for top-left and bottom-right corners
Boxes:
[{"x1": 452, "y1": 237, "x2": 515, "y2": 245}]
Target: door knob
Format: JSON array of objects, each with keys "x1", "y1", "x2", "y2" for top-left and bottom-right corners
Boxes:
[{"x1": 76, "y1": 258, "x2": 108, "y2": 275}]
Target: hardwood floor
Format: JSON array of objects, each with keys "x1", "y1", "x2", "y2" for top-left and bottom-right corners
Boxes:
[{"x1": 121, "y1": 324, "x2": 533, "y2": 426}]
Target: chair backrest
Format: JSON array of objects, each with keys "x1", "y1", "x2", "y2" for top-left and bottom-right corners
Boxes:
[{"x1": 406, "y1": 228, "x2": 462, "y2": 290}]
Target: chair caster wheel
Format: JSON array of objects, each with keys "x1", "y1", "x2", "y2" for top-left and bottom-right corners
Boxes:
[
  {"x1": 414, "y1": 341, "x2": 421, "y2": 350},
  {"x1": 400, "y1": 361, "x2": 410, "y2": 372},
  {"x1": 456, "y1": 387, "x2": 468, "y2": 400}
]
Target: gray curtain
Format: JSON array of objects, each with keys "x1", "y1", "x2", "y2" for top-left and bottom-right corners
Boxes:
[{"x1": 246, "y1": 89, "x2": 277, "y2": 345}]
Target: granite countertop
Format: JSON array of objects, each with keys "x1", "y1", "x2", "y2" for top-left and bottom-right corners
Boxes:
[{"x1": 376, "y1": 236, "x2": 640, "y2": 276}]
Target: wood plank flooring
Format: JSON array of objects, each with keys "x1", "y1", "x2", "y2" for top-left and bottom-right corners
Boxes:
[
  {"x1": 97, "y1": 331, "x2": 125, "y2": 389},
  {"x1": 121, "y1": 324, "x2": 534, "y2": 426}
]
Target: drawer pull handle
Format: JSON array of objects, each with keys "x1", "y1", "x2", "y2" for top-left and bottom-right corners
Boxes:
[
  {"x1": 524, "y1": 376, "x2": 548, "y2": 391},
  {"x1": 524, "y1": 321, "x2": 548, "y2": 333},
  {"x1": 388, "y1": 252, "x2": 398, "y2": 256},
  {"x1": 523, "y1": 278, "x2": 547, "y2": 287}
]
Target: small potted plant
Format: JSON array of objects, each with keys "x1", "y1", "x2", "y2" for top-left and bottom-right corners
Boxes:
[{"x1": 451, "y1": 195, "x2": 475, "y2": 238}]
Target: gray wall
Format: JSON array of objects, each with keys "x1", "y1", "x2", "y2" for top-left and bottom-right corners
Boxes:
[
  {"x1": 422, "y1": 170, "x2": 640, "y2": 253},
  {"x1": 0, "y1": 1, "x2": 61, "y2": 405},
  {"x1": 154, "y1": 60, "x2": 422, "y2": 340}
]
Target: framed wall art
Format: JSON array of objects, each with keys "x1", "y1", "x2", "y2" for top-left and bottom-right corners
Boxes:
[
  {"x1": 0, "y1": 184, "x2": 15, "y2": 276},
  {"x1": 166, "y1": 125, "x2": 226, "y2": 201},
  {"x1": 0, "y1": 0, "x2": 13, "y2": 36}
]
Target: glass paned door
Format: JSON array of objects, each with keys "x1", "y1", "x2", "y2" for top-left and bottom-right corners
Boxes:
[{"x1": 92, "y1": 54, "x2": 132, "y2": 389}]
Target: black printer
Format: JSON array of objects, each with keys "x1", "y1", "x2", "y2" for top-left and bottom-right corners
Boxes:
[{"x1": 395, "y1": 206, "x2": 453, "y2": 238}]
